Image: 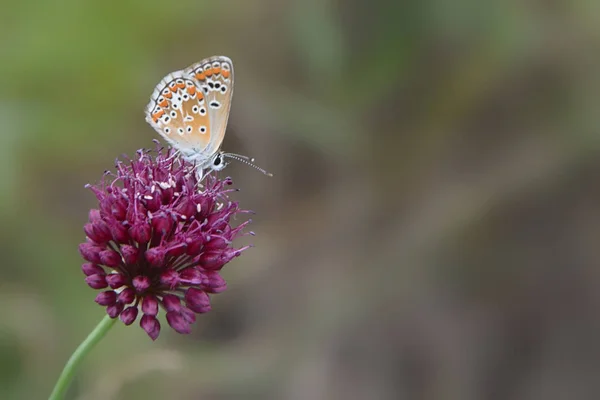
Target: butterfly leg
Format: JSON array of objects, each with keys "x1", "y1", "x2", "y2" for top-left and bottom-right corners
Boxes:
[
  {"x1": 195, "y1": 167, "x2": 204, "y2": 183},
  {"x1": 165, "y1": 149, "x2": 181, "y2": 162}
]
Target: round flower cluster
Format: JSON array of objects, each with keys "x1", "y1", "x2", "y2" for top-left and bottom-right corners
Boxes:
[{"x1": 79, "y1": 147, "x2": 251, "y2": 339}]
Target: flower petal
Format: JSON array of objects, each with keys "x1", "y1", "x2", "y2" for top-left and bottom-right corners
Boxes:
[
  {"x1": 140, "y1": 314, "x2": 161, "y2": 340},
  {"x1": 142, "y1": 295, "x2": 159, "y2": 316},
  {"x1": 120, "y1": 306, "x2": 139, "y2": 325},
  {"x1": 166, "y1": 311, "x2": 191, "y2": 334}
]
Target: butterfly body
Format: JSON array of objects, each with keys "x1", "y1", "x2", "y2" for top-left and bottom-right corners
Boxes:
[{"x1": 145, "y1": 56, "x2": 234, "y2": 175}]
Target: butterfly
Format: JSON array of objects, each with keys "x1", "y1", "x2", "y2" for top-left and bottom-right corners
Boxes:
[{"x1": 145, "y1": 55, "x2": 271, "y2": 180}]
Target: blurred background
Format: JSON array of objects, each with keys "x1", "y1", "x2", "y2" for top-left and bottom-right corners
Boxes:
[{"x1": 1, "y1": 0, "x2": 600, "y2": 399}]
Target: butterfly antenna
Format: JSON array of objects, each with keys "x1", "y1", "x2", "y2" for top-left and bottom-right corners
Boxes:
[{"x1": 222, "y1": 152, "x2": 273, "y2": 177}]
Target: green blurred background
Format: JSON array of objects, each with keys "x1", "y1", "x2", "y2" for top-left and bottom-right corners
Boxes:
[{"x1": 2, "y1": 0, "x2": 600, "y2": 399}]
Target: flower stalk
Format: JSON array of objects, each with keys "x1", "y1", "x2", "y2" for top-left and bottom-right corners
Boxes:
[{"x1": 48, "y1": 315, "x2": 117, "y2": 400}]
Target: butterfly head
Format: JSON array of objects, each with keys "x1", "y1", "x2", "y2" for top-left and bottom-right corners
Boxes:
[{"x1": 208, "y1": 152, "x2": 227, "y2": 172}]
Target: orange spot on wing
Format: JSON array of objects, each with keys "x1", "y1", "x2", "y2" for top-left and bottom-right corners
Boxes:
[
  {"x1": 164, "y1": 91, "x2": 173, "y2": 99},
  {"x1": 169, "y1": 86, "x2": 178, "y2": 92},
  {"x1": 197, "y1": 92, "x2": 204, "y2": 100},
  {"x1": 158, "y1": 99, "x2": 168, "y2": 107},
  {"x1": 177, "y1": 82, "x2": 185, "y2": 89},
  {"x1": 152, "y1": 109, "x2": 165, "y2": 122},
  {"x1": 186, "y1": 86, "x2": 196, "y2": 95},
  {"x1": 204, "y1": 68, "x2": 213, "y2": 77},
  {"x1": 221, "y1": 70, "x2": 230, "y2": 79},
  {"x1": 195, "y1": 73, "x2": 206, "y2": 81},
  {"x1": 212, "y1": 67, "x2": 221, "y2": 75}
]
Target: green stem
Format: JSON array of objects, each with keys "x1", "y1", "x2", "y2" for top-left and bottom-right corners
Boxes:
[{"x1": 49, "y1": 314, "x2": 117, "y2": 400}]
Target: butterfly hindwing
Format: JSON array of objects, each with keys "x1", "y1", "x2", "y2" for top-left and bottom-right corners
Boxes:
[{"x1": 145, "y1": 72, "x2": 212, "y2": 160}]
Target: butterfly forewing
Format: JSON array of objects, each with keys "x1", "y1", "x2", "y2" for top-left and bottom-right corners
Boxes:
[{"x1": 185, "y1": 56, "x2": 234, "y2": 158}]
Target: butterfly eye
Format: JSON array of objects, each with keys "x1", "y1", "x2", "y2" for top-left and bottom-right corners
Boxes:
[
  {"x1": 220, "y1": 86, "x2": 227, "y2": 93},
  {"x1": 163, "y1": 116, "x2": 170, "y2": 123},
  {"x1": 199, "y1": 107, "x2": 206, "y2": 115},
  {"x1": 162, "y1": 89, "x2": 170, "y2": 95},
  {"x1": 183, "y1": 94, "x2": 189, "y2": 100},
  {"x1": 209, "y1": 101, "x2": 220, "y2": 109},
  {"x1": 192, "y1": 105, "x2": 199, "y2": 113},
  {"x1": 221, "y1": 63, "x2": 230, "y2": 70},
  {"x1": 170, "y1": 111, "x2": 177, "y2": 118},
  {"x1": 186, "y1": 126, "x2": 192, "y2": 133},
  {"x1": 164, "y1": 127, "x2": 171, "y2": 134},
  {"x1": 186, "y1": 80, "x2": 194, "y2": 86},
  {"x1": 214, "y1": 82, "x2": 221, "y2": 89},
  {"x1": 169, "y1": 82, "x2": 176, "y2": 88},
  {"x1": 176, "y1": 79, "x2": 184, "y2": 84},
  {"x1": 212, "y1": 61, "x2": 220, "y2": 68},
  {"x1": 210, "y1": 153, "x2": 226, "y2": 171},
  {"x1": 177, "y1": 128, "x2": 184, "y2": 135},
  {"x1": 199, "y1": 126, "x2": 207, "y2": 133}
]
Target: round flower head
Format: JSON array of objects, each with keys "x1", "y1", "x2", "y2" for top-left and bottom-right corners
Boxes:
[{"x1": 79, "y1": 145, "x2": 252, "y2": 340}]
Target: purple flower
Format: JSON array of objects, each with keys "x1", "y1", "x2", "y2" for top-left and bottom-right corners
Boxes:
[{"x1": 79, "y1": 145, "x2": 252, "y2": 340}]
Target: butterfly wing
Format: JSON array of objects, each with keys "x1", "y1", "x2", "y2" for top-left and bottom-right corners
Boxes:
[
  {"x1": 145, "y1": 70, "x2": 213, "y2": 162},
  {"x1": 185, "y1": 56, "x2": 234, "y2": 160}
]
